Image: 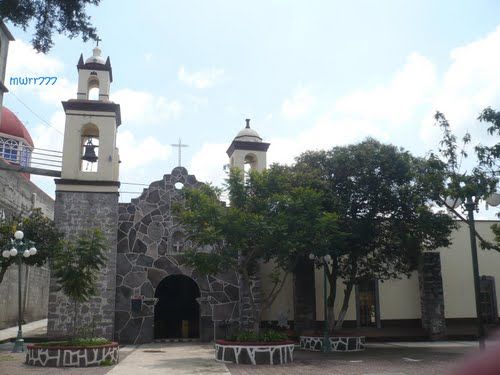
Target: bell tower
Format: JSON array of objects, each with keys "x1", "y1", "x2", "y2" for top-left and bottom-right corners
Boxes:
[
  {"x1": 48, "y1": 46, "x2": 121, "y2": 340},
  {"x1": 58, "y1": 46, "x2": 121, "y2": 191},
  {"x1": 226, "y1": 119, "x2": 270, "y2": 173}
]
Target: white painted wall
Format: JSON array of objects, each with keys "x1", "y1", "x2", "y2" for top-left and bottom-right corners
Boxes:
[{"x1": 441, "y1": 220, "x2": 500, "y2": 318}]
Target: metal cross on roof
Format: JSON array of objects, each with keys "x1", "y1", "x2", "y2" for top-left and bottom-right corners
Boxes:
[
  {"x1": 96, "y1": 37, "x2": 102, "y2": 46},
  {"x1": 170, "y1": 138, "x2": 189, "y2": 167}
]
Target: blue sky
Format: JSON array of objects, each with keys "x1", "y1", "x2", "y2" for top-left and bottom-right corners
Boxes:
[{"x1": 4, "y1": 1, "x2": 500, "y2": 210}]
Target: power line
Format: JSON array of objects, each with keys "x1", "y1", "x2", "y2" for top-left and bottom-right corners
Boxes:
[{"x1": 8, "y1": 91, "x2": 63, "y2": 136}]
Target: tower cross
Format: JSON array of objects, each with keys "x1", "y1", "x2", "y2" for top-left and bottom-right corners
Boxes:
[
  {"x1": 170, "y1": 138, "x2": 189, "y2": 167},
  {"x1": 96, "y1": 37, "x2": 102, "y2": 46}
]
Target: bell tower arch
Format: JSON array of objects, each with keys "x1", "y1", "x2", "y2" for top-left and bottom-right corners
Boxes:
[
  {"x1": 48, "y1": 46, "x2": 121, "y2": 340},
  {"x1": 226, "y1": 119, "x2": 270, "y2": 173}
]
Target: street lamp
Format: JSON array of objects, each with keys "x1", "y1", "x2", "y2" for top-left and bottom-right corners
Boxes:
[
  {"x1": 309, "y1": 253, "x2": 332, "y2": 353},
  {"x1": 2, "y1": 229, "x2": 37, "y2": 353},
  {"x1": 448, "y1": 192, "x2": 500, "y2": 351}
]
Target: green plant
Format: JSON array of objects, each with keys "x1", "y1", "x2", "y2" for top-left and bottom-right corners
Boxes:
[
  {"x1": 0, "y1": 209, "x2": 63, "y2": 285},
  {"x1": 100, "y1": 358, "x2": 114, "y2": 366},
  {"x1": 52, "y1": 229, "x2": 107, "y2": 337},
  {"x1": 37, "y1": 338, "x2": 111, "y2": 347},
  {"x1": 228, "y1": 330, "x2": 288, "y2": 342}
]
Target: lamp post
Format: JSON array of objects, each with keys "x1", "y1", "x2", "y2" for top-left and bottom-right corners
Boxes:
[
  {"x1": 464, "y1": 196, "x2": 485, "y2": 350},
  {"x1": 309, "y1": 253, "x2": 332, "y2": 353},
  {"x1": 448, "y1": 192, "x2": 500, "y2": 351},
  {"x1": 2, "y1": 230, "x2": 37, "y2": 353}
]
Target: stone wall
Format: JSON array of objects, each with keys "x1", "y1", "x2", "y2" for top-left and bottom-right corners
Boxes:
[
  {"x1": 0, "y1": 265, "x2": 50, "y2": 329},
  {"x1": 419, "y1": 252, "x2": 446, "y2": 339},
  {"x1": 0, "y1": 165, "x2": 54, "y2": 219},
  {"x1": 114, "y1": 167, "x2": 239, "y2": 344},
  {"x1": 47, "y1": 190, "x2": 118, "y2": 339}
]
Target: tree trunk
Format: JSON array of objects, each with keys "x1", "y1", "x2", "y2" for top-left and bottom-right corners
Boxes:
[
  {"x1": 0, "y1": 265, "x2": 8, "y2": 284},
  {"x1": 327, "y1": 274, "x2": 337, "y2": 332},
  {"x1": 72, "y1": 300, "x2": 78, "y2": 338},
  {"x1": 334, "y1": 282, "x2": 354, "y2": 330}
]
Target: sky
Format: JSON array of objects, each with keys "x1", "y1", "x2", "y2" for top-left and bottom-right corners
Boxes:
[{"x1": 3, "y1": 0, "x2": 500, "y2": 214}]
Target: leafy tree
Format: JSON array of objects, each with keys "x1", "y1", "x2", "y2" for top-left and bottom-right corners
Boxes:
[
  {"x1": 176, "y1": 166, "x2": 344, "y2": 333},
  {"x1": 0, "y1": 208, "x2": 63, "y2": 284},
  {"x1": 425, "y1": 111, "x2": 500, "y2": 251},
  {"x1": 0, "y1": 0, "x2": 101, "y2": 53},
  {"x1": 295, "y1": 139, "x2": 456, "y2": 329},
  {"x1": 52, "y1": 228, "x2": 106, "y2": 336}
]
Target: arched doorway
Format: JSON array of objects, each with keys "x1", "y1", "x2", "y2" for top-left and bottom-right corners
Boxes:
[{"x1": 154, "y1": 274, "x2": 201, "y2": 339}]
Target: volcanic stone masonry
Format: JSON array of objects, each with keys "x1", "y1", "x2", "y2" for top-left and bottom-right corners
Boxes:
[
  {"x1": 48, "y1": 191, "x2": 118, "y2": 339},
  {"x1": 114, "y1": 167, "x2": 240, "y2": 343},
  {"x1": 418, "y1": 252, "x2": 446, "y2": 339}
]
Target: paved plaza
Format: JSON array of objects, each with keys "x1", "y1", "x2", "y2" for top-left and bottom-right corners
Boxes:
[{"x1": 0, "y1": 340, "x2": 487, "y2": 374}]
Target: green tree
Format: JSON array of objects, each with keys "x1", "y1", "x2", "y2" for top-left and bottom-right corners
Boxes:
[
  {"x1": 0, "y1": 208, "x2": 63, "y2": 284},
  {"x1": 0, "y1": 0, "x2": 101, "y2": 53},
  {"x1": 177, "y1": 166, "x2": 344, "y2": 333},
  {"x1": 425, "y1": 111, "x2": 500, "y2": 251},
  {"x1": 52, "y1": 228, "x2": 106, "y2": 336},
  {"x1": 295, "y1": 139, "x2": 455, "y2": 329}
]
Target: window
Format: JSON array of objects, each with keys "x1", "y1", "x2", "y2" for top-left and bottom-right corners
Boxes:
[
  {"x1": 0, "y1": 138, "x2": 19, "y2": 162},
  {"x1": 87, "y1": 76, "x2": 100, "y2": 100},
  {"x1": 356, "y1": 279, "x2": 380, "y2": 327}
]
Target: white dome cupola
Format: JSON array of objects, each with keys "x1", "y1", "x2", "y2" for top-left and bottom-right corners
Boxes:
[{"x1": 226, "y1": 118, "x2": 270, "y2": 172}]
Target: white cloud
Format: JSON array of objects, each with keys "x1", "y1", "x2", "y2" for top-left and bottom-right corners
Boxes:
[
  {"x1": 420, "y1": 26, "x2": 500, "y2": 146},
  {"x1": 6, "y1": 39, "x2": 64, "y2": 77},
  {"x1": 5, "y1": 39, "x2": 76, "y2": 106},
  {"x1": 282, "y1": 87, "x2": 315, "y2": 119},
  {"x1": 117, "y1": 130, "x2": 172, "y2": 170},
  {"x1": 112, "y1": 89, "x2": 181, "y2": 125},
  {"x1": 335, "y1": 52, "x2": 436, "y2": 126},
  {"x1": 30, "y1": 111, "x2": 65, "y2": 151},
  {"x1": 189, "y1": 143, "x2": 228, "y2": 187},
  {"x1": 178, "y1": 66, "x2": 225, "y2": 89}
]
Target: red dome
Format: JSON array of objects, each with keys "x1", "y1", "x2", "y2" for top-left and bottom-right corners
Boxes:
[{"x1": 0, "y1": 107, "x2": 34, "y2": 147}]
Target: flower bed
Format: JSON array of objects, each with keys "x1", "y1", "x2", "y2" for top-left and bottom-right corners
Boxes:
[
  {"x1": 300, "y1": 335, "x2": 365, "y2": 352},
  {"x1": 26, "y1": 341, "x2": 119, "y2": 367},
  {"x1": 215, "y1": 339, "x2": 295, "y2": 365}
]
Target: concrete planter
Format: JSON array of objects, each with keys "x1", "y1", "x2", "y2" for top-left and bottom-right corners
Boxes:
[
  {"x1": 215, "y1": 339, "x2": 295, "y2": 365},
  {"x1": 26, "y1": 342, "x2": 119, "y2": 367},
  {"x1": 300, "y1": 335, "x2": 365, "y2": 352}
]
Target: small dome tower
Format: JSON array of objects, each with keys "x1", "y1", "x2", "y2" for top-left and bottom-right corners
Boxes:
[{"x1": 226, "y1": 119, "x2": 270, "y2": 172}]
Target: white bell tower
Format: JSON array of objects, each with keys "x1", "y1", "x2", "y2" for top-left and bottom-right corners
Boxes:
[
  {"x1": 57, "y1": 46, "x2": 121, "y2": 193},
  {"x1": 226, "y1": 119, "x2": 270, "y2": 173}
]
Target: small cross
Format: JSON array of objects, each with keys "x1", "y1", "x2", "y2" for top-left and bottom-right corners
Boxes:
[
  {"x1": 173, "y1": 241, "x2": 183, "y2": 252},
  {"x1": 170, "y1": 138, "x2": 189, "y2": 167},
  {"x1": 96, "y1": 37, "x2": 102, "y2": 47}
]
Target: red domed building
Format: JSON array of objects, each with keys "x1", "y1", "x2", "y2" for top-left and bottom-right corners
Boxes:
[{"x1": 0, "y1": 107, "x2": 34, "y2": 176}]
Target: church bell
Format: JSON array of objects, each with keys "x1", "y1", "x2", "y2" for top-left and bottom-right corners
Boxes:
[{"x1": 82, "y1": 139, "x2": 98, "y2": 163}]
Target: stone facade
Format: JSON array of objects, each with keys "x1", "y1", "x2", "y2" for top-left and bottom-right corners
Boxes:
[
  {"x1": 48, "y1": 191, "x2": 118, "y2": 339},
  {"x1": 114, "y1": 167, "x2": 240, "y2": 344},
  {"x1": 293, "y1": 256, "x2": 316, "y2": 334},
  {"x1": 419, "y1": 252, "x2": 446, "y2": 339}
]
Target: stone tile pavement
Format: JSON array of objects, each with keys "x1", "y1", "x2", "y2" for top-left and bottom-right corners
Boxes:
[{"x1": 0, "y1": 340, "x2": 491, "y2": 374}]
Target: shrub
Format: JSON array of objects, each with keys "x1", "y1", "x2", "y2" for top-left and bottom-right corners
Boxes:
[{"x1": 228, "y1": 329, "x2": 288, "y2": 342}]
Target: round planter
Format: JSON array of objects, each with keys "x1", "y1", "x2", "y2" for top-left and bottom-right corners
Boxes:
[
  {"x1": 300, "y1": 336, "x2": 365, "y2": 352},
  {"x1": 215, "y1": 339, "x2": 295, "y2": 365},
  {"x1": 26, "y1": 342, "x2": 119, "y2": 367}
]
